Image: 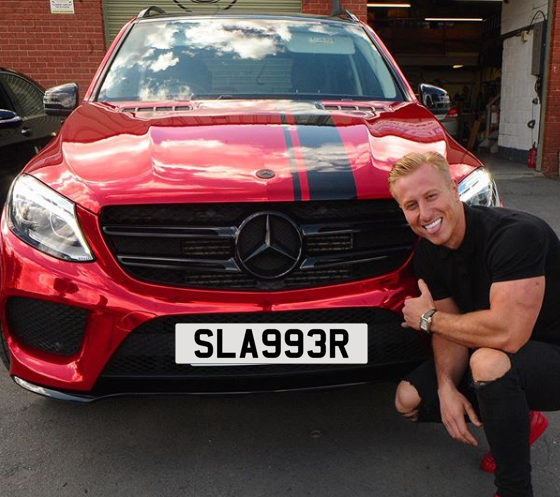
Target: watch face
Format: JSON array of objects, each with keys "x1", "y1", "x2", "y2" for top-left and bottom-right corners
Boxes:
[{"x1": 420, "y1": 309, "x2": 435, "y2": 333}]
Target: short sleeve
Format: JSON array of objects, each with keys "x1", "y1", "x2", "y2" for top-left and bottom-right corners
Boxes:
[
  {"x1": 487, "y1": 217, "x2": 548, "y2": 283},
  {"x1": 414, "y1": 239, "x2": 451, "y2": 301}
]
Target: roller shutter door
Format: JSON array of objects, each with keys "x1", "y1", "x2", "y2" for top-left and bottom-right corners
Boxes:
[{"x1": 103, "y1": 0, "x2": 303, "y2": 45}]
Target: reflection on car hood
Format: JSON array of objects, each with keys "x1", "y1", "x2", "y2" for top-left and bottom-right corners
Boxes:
[{"x1": 27, "y1": 100, "x2": 470, "y2": 213}]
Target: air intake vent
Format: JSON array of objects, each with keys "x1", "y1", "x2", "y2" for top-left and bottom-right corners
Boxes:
[
  {"x1": 101, "y1": 308, "x2": 428, "y2": 378},
  {"x1": 6, "y1": 298, "x2": 88, "y2": 356},
  {"x1": 122, "y1": 105, "x2": 192, "y2": 113},
  {"x1": 323, "y1": 104, "x2": 376, "y2": 112}
]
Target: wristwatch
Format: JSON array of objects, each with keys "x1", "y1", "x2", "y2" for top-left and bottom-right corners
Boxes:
[{"x1": 420, "y1": 309, "x2": 437, "y2": 334}]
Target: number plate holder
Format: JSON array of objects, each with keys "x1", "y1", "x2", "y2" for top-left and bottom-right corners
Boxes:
[{"x1": 175, "y1": 323, "x2": 368, "y2": 365}]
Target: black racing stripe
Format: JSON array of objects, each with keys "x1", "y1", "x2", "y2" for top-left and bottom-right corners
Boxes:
[
  {"x1": 292, "y1": 115, "x2": 336, "y2": 127},
  {"x1": 296, "y1": 115, "x2": 357, "y2": 200},
  {"x1": 281, "y1": 113, "x2": 302, "y2": 201}
]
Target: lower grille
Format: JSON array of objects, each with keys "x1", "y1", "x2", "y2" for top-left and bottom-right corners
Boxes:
[
  {"x1": 6, "y1": 297, "x2": 88, "y2": 356},
  {"x1": 102, "y1": 308, "x2": 428, "y2": 378}
]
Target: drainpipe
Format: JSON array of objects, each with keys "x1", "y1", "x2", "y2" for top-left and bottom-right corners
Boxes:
[{"x1": 332, "y1": 0, "x2": 341, "y2": 12}]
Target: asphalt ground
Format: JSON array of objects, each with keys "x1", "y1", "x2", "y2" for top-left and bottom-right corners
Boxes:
[{"x1": 1, "y1": 153, "x2": 560, "y2": 497}]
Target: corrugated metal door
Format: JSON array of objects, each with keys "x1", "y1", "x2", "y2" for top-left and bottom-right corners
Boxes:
[{"x1": 103, "y1": 0, "x2": 303, "y2": 46}]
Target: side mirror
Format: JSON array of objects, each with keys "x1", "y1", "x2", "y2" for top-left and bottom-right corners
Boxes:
[
  {"x1": 44, "y1": 83, "x2": 79, "y2": 117},
  {"x1": 0, "y1": 109, "x2": 22, "y2": 129},
  {"x1": 418, "y1": 83, "x2": 450, "y2": 113}
]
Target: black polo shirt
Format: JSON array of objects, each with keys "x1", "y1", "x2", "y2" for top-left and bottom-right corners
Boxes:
[{"x1": 414, "y1": 204, "x2": 560, "y2": 345}]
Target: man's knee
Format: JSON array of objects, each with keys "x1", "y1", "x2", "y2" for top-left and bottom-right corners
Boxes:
[
  {"x1": 470, "y1": 348, "x2": 511, "y2": 383},
  {"x1": 395, "y1": 380, "x2": 421, "y2": 421}
]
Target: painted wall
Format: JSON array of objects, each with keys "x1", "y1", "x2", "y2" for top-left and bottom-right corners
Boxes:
[{"x1": 498, "y1": 0, "x2": 548, "y2": 161}]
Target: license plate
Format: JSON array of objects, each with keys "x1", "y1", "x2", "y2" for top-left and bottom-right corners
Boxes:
[{"x1": 175, "y1": 323, "x2": 368, "y2": 365}]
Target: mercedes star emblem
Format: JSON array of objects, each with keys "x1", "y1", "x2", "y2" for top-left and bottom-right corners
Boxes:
[{"x1": 236, "y1": 212, "x2": 302, "y2": 279}]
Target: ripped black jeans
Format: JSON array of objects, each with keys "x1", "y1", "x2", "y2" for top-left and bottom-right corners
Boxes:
[{"x1": 403, "y1": 340, "x2": 560, "y2": 497}]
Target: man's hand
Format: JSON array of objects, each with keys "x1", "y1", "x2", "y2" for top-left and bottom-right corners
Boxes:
[
  {"x1": 402, "y1": 279, "x2": 436, "y2": 330},
  {"x1": 439, "y1": 385, "x2": 482, "y2": 446}
]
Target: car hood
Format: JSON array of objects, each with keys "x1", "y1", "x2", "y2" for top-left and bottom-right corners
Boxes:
[{"x1": 27, "y1": 100, "x2": 474, "y2": 213}]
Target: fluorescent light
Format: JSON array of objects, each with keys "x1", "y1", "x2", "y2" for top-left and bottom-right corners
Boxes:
[
  {"x1": 367, "y1": 3, "x2": 411, "y2": 7},
  {"x1": 425, "y1": 17, "x2": 484, "y2": 22},
  {"x1": 453, "y1": 65, "x2": 464, "y2": 69}
]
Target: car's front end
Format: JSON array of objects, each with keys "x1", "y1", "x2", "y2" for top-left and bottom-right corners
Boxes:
[{"x1": 0, "y1": 12, "x2": 499, "y2": 401}]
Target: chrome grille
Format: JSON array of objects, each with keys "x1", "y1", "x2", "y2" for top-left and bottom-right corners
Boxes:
[
  {"x1": 100, "y1": 200, "x2": 415, "y2": 291},
  {"x1": 306, "y1": 233, "x2": 353, "y2": 252}
]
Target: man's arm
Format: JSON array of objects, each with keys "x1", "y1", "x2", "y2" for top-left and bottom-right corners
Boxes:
[
  {"x1": 404, "y1": 276, "x2": 545, "y2": 353},
  {"x1": 432, "y1": 298, "x2": 481, "y2": 446},
  {"x1": 432, "y1": 298, "x2": 468, "y2": 389}
]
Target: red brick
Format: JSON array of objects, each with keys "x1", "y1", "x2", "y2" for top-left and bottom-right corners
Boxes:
[
  {"x1": 303, "y1": 1, "x2": 367, "y2": 22},
  {"x1": 543, "y1": 0, "x2": 560, "y2": 176},
  {"x1": 1, "y1": 0, "x2": 105, "y2": 88}
]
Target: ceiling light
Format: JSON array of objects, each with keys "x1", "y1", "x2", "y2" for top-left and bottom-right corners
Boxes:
[
  {"x1": 367, "y1": 3, "x2": 411, "y2": 7},
  {"x1": 425, "y1": 17, "x2": 484, "y2": 22},
  {"x1": 453, "y1": 65, "x2": 464, "y2": 69}
]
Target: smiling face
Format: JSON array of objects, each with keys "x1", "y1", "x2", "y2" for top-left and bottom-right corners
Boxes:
[{"x1": 392, "y1": 162, "x2": 466, "y2": 249}]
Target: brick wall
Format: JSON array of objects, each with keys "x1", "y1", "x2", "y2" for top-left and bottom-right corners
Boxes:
[
  {"x1": 302, "y1": 1, "x2": 367, "y2": 22},
  {"x1": 542, "y1": 0, "x2": 560, "y2": 176},
  {"x1": 0, "y1": 0, "x2": 106, "y2": 91}
]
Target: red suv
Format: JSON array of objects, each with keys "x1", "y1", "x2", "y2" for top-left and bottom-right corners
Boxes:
[{"x1": 0, "y1": 8, "x2": 499, "y2": 401}]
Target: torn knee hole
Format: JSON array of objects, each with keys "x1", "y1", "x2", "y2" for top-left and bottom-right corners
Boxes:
[
  {"x1": 473, "y1": 380, "x2": 492, "y2": 388},
  {"x1": 472, "y1": 368, "x2": 512, "y2": 388},
  {"x1": 400, "y1": 408, "x2": 419, "y2": 421}
]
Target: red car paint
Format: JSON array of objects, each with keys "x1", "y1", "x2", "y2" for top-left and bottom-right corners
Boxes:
[{"x1": 0, "y1": 13, "x2": 490, "y2": 400}]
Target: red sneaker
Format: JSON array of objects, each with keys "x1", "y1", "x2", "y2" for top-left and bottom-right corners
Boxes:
[{"x1": 481, "y1": 411, "x2": 549, "y2": 474}]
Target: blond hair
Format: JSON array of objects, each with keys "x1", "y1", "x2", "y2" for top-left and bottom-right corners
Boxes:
[{"x1": 388, "y1": 151, "x2": 452, "y2": 197}]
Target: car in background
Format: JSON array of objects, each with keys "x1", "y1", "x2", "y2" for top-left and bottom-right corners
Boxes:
[
  {"x1": 0, "y1": 8, "x2": 500, "y2": 401},
  {"x1": 0, "y1": 68, "x2": 61, "y2": 201},
  {"x1": 418, "y1": 83, "x2": 459, "y2": 139}
]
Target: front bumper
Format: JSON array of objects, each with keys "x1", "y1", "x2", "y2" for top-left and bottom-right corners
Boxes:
[
  {"x1": 1, "y1": 208, "x2": 427, "y2": 398},
  {"x1": 13, "y1": 361, "x2": 421, "y2": 403}
]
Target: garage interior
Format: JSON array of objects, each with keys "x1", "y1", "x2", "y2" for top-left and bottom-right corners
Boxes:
[{"x1": 367, "y1": 0, "x2": 504, "y2": 148}]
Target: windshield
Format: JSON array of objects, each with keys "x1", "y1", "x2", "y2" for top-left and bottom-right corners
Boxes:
[{"x1": 97, "y1": 18, "x2": 404, "y2": 103}]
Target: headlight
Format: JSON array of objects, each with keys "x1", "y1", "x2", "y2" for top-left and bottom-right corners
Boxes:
[
  {"x1": 458, "y1": 168, "x2": 500, "y2": 207},
  {"x1": 7, "y1": 175, "x2": 94, "y2": 262}
]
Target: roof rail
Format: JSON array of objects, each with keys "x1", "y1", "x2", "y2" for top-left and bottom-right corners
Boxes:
[
  {"x1": 137, "y1": 6, "x2": 166, "y2": 18},
  {"x1": 331, "y1": 9, "x2": 360, "y2": 23}
]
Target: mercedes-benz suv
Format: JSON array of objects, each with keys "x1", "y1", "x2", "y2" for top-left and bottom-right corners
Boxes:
[{"x1": 0, "y1": 7, "x2": 499, "y2": 401}]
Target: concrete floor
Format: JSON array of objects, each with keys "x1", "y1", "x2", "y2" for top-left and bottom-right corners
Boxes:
[
  {"x1": 481, "y1": 153, "x2": 560, "y2": 233},
  {"x1": 1, "y1": 153, "x2": 560, "y2": 497}
]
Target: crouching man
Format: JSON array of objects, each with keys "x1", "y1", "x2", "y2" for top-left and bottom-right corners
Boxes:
[{"x1": 389, "y1": 152, "x2": 560, "y2": 497}]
